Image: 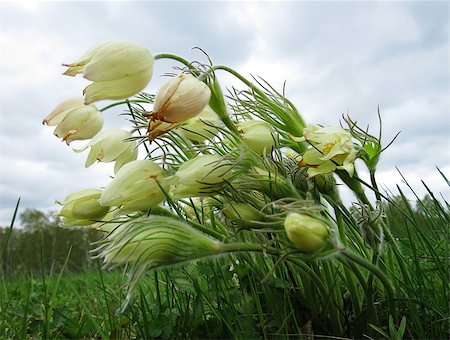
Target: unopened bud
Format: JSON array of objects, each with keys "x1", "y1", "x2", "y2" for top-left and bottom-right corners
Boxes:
[{"x1": 284, "y1": 213, "x2": 329, "y2": 253}]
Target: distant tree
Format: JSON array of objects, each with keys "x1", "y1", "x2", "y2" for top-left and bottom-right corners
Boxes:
[{"x1": 0, "y1": 209, "x2": 101, "y2": 275}]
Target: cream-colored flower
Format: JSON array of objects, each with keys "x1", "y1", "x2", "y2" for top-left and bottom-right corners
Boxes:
[
  {"x1": 57, "y1": 189, "x2": 109, "y2": 227},
  {"x1": 171, "y1": 155, "x2": 232, "y2": 199},
  {"x1": 43, "y1": 98, "x2": 103, "y2": 144},
  {"x1": 100, "y1": 160, "x2": 171, "y2": 213},
  {"x1": 300, "y1": 125, "x2": 357, "y2": 177},
  {"x1": 284, "y1": 213, "x2": 329, "y2": 253},
  {"x1": 63, "y1": 41, "x2": 153, "y2": 104},
  {"x1": 179, "y1": 106, "x2": 221, "y2": 142},
  {"x1": 238, "y1": 120, "x2": 277, "y2": 155},
  {"x1": 76, "y1": 129, "x2": 138, "y2": 173},
  {"x1": 147, "y1": 73, "x2": 211, "y2": 140}
]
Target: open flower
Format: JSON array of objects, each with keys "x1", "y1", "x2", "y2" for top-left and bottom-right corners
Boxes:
[
  {"x1": 299, "y1": 125, "x2": 357, "y2": 178},
  {"x1": 76, "y1": 129, "x2": 138, "y2": 173},
  {"x1": 100, "y1": 160, "x2": 172, "y2": 213},
  {"x1": 284, "y1": 213, "x2": 329, "y2": 253},
  {"x1": 171, "y1": 155, "x2": 232, "y2": 199},
  {"x1": 63, "y1": 41, "x2": 154, "y2": 104},
  {"x1": 146, "y1": 73, "x2": 211, "y2": 140},
  {"x1": 57, "y1": 189, "x2": 110, "y2": 227},
  {"x1": 43, "y1": 97, "x2": 103, "y2": 144},
  {"x1": 238, "y1": 120, "x2": 277, "y2": 155}
]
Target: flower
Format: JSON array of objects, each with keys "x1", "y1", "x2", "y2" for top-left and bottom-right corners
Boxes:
[
  {"x1": 179, "y1": 106, "x2": 222, "y2": 142},
  {"x1": 170, "y1": 155, "x2": 232, "y2": 199},
  {"x1": 57, "y1": 189, "x2": 109, "y2": 227},
  {"x1": 98, "y1": 215, "x2": 223, "y2": 266},
  {"x1": 100, "y1": 160, "x2": 172, "y2": 213},
  {"x1": 238, "y1": 120, "x2": 277, "y2": 155},
  {"x1": 76, "y1": 129, "x2": 138, "y2": 173},
  {"x1": 284, "y1": 213, "x2": 329, "y2": 253},
  {"x1": 43, "y1": 97, "x2": 103, "y2": 144},
  {"x1": 63, "y1": 41, "x2": 154, "y2": 104},
  {"x1": 146, "y1": 73, "x2": 211, "y2": 140},
  {"x1": 299, "y1": 125, "x2": 357, "y2": 178}
]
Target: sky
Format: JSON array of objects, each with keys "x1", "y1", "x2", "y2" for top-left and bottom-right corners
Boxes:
[{"x1": 0, "y1": 1, "x2": 448, "y2": 226}]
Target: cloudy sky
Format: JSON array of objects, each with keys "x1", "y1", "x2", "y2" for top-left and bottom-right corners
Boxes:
[{"x1": 0, "y1": 1, "x2": 448, "y2": 226}]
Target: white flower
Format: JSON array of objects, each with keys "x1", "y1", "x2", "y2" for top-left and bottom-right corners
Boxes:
[
  {"x1": 100, "y1": 160, "x2": 172, "y2": 213},
  {"x1": 171, "y1": 155, "x2": 232, "y2": 199},
  {"x1": 57, "y1": 189, "x2": 109, "y2": 227},
  {"x1": 76, "y1": 129, "x2": 138, "y2": 173},
  {"x1": 43, "y1": 97, "x2": 103, "y2": 144},
  {"x1": 63, "y1": 41, "x2": 154, "y2": 104},
  {"x1": 147, "y1": 73, "x2": 211, "y2": 140},
  {"x1": 179, "y1": 106, "x2": 222, "y2": 142},
  {"x1": 238, "y1": 120, "x2": 277, "y2": 155}
]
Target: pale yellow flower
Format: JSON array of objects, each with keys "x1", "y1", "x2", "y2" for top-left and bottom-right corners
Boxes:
[
  {"x1": 300, "y1": 125, "x2": 357, "y2": 177},
  {"x1": 57, "y1": 189, "x2": 109, "y2": 227},
  {"x1": 147, "y1": 73, "x2": 211, "y2": 140},
  {"x1": 63, "y1": 41, "x2": 153, "y2": 104},
  {"x1": 43, "y1": 98, "x2": 103, "y2": 145}
]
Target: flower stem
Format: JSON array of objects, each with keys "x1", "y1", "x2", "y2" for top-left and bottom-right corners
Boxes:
[
  {"x1": 340, "y1": 248, "x2": 396, "y2": 320},
  {"x1": 100, "y1": 99, "x2": 149, "y2": 112},
  {"x1": 153, "y1": 53, "x2": 200, "y2": 75}
]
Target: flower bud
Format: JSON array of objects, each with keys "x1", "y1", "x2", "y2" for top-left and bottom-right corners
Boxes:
[
  {"x1": 147, "y1": 74, "x2": 211, "y2": 140},
  {"x1": 43, "y1": 98, "x2": 103, "y2": 144},
  {"x1": 99, "y1": 216, "x2": 223, "y2": 266},
  {"x1": 57, "y1": 189, "x2": 109, "y2": 227},
  {"x1": 63, "y1": 41, "x2": 154, "y2": 104},
  {"x1": 222, "y1": 202, "x2": 263, "y2": 227},
  {"x1": 238, "y1": 120, "x2": 277, "y2": 155},
  {"x1": 76, "y1": 129, "x2": 138, "y2": 173},
  {"x1": 179, "y1": 106, "x2": 222, "y2": 142},
  {"x1": 300, "y1": 125, "x2": 357, "y2": 178},
  {"x1": 100, "y1": 160, "x2": 172, "y2": 213},
  {"x1": 171, "y1": 155, "x2": 232, "y2": 199},
  {"x1": 284, "y1": 213, "x2": 329, "y2": 253}
]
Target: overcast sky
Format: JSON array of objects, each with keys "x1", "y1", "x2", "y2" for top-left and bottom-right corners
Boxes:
[{"x1": 0, "y1": 1, "x2": 448, "y2": 226}]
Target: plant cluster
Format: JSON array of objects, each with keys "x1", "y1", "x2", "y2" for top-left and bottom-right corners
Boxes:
[{"x1": 41, "y1": 41, "x2": 448, "y2": 338}]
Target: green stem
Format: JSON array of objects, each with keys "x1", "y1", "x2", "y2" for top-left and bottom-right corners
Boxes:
[
  {"x1": 340, "y1": 248, "x2": 396, "y2": 320},
  {"x1": 370, "y1": 171, "x2": 382, "y2": 202},
  {"x1": 153, "y1": 53, "x2": 200, "y2": 75},
  {"x1": 100, "y1": 99, "x2": 149, "y2": 112}
]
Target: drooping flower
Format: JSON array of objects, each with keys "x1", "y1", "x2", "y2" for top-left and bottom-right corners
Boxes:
[
  {"x1": 284, "y1": 213, "x2": 329, "y2": 253},
  {"x1": 100, "y1": 160, "x2": 171, "y2": 213},
  {"x1": 146, "y1": 73, "x2": 211, "y2": 140},
  {"x1": 76, "y1": 129, "x2": 138, "y2": 173},
  {"x1": 179, "y1": 106, "x2": 222, "y2": 142},
  {"x1": 63, "y1": 41, "x2": 154, "y2": 104},
  {"x1": 299, "y1": 125, "x2": 357, "y2": 178},
  {"x1": 170, "y1": 155, "x2": 232, "y2": 199},
  {"x1": 57, "y1": 189, "x2": 109, "y2": 227},
  {"x1": 43, "y1": 97, "x2": 103, "y2": 144},
  {"x1": 238, "y1": 120, "x2": 277, "y2": 155}
]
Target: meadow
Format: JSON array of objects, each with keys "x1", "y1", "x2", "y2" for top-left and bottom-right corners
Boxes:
[{"x1": 1, "y1": 182, "x2": 448, "y2": 339}]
